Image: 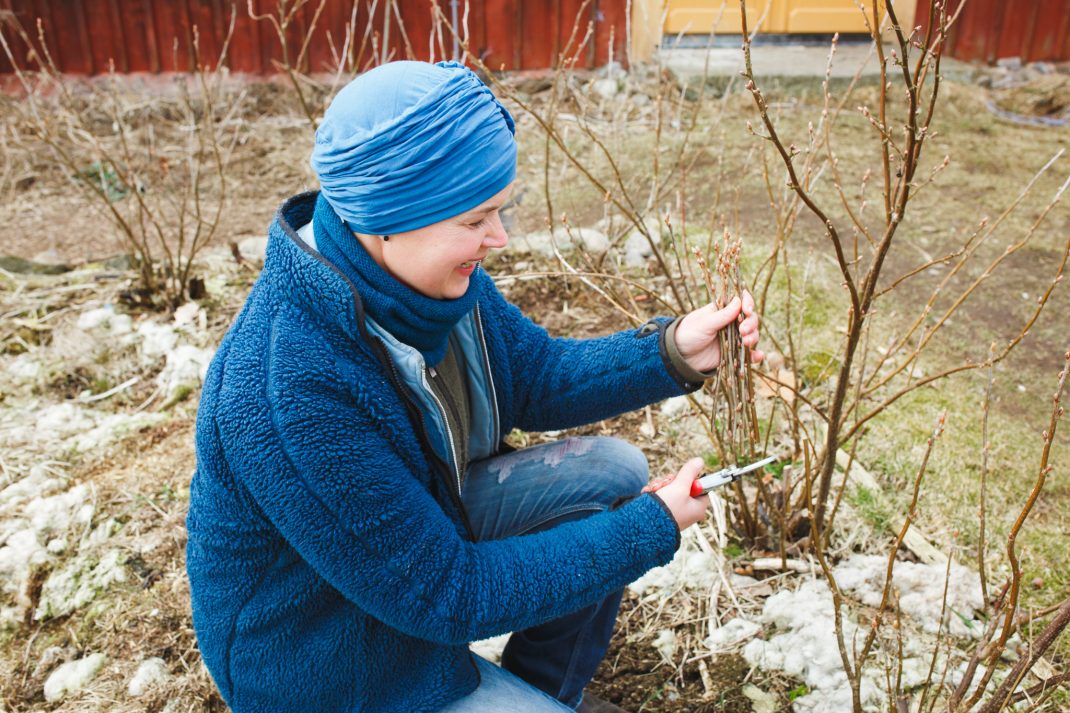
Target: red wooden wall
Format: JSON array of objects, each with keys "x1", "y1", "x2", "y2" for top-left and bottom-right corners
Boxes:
[
  {"x1": 0, "y1": 0, "x2": 628, "y2": 74},
  {"x1": 917, "y1": 0, "x2": 1070, "y2": 64}
]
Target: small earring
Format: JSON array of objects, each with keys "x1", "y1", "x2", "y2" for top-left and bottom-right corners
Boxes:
[{"x1": 382, "y1": 235, "x2": 390, "y2": 241}]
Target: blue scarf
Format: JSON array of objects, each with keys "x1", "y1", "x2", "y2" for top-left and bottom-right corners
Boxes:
[{"x1": 312, "y1": 194, "x2": 480, "y2": 366}]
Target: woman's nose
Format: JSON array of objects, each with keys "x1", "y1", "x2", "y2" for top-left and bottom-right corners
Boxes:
[{"x1": 482, "y1": 213, "x2": 509, "y2": 249}]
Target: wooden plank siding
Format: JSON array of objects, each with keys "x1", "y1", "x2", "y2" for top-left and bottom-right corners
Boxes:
[
  {"x1": 919, "y1": 0, "x2": 1070, "y2": 64},
  {"x1": 0, "y1": 0, "x2": 628, "y2": 74}
]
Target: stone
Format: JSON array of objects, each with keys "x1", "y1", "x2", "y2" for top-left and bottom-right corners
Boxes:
[{"x1": 513, "y1": 228, "x2": 608, "y2": 257}]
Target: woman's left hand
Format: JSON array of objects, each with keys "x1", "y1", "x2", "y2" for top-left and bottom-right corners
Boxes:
[{"x1": 674, "y1": 290, "x2": 764, "y2": 373}]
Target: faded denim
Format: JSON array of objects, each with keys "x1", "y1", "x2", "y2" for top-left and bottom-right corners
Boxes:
[{"x1": 452, "y1": 436, "x2": 648, "y2": 710}]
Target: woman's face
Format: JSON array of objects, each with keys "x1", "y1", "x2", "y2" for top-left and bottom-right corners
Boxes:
[{"x1": 373, "y1": 182, "x2": 514, "y2": 299}]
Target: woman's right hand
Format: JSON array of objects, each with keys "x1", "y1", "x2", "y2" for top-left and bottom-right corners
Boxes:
[{"x1": 645, "y1": 457, "x2": 709, "y2": 531}]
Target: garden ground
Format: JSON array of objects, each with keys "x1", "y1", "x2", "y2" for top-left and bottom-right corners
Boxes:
[{"x1": 1, "y1": 55, "x2": 1068, "y2": 711}]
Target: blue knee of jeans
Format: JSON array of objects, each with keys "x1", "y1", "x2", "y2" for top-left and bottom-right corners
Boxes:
[
  {"x1": 592, "y1": 438, "x2": 648, "y2": 507},
  {"x1": 462, "y1": 436, "x2": 651, "y2": 540}
]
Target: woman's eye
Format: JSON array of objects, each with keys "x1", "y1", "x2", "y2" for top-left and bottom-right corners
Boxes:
[{"x1": 468, "y1": 217, "x2": 487, "y2": 229}]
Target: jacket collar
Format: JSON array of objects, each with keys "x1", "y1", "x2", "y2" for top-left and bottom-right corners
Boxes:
[{"x1": 263, "y1": 191, "x2": 372, "y2": 346}]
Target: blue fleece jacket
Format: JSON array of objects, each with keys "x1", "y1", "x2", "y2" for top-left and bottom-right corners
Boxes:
[{"x1": 187, "y1": 192, "x2": 694, "y2": 712}]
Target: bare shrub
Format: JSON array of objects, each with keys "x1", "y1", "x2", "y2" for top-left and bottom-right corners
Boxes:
[
  {"x1": 432, "y1": 0, "x2": 1070, "y2": 708},
  {"x1": 0, "y1": 15, "x2": 247, "y2": 308},
  {"x1": 248, "y1": 0, "x2": 420, "y2": 131}
]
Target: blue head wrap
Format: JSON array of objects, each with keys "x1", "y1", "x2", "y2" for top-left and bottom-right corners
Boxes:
[{"x1": 310, "y1": 61, "x2": 517, "y2": 235}]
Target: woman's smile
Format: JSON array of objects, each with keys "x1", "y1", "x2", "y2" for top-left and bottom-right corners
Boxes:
[{"x1": 360, "y1": 182, "x2": 513, "y2": 299}]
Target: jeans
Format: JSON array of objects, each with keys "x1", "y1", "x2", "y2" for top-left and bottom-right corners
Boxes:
[
  {"x1": 439, "y1": 656, "x2": 573, "y2": 712},
  {"x1": 448, "y1": 436, "x2": 649, "y2": 711}
]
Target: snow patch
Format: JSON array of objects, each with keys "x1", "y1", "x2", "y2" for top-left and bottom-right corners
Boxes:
[
  {"x1": 9, "y1": 354, "x2": 43, "y2": 383},
  {"x1": 469, "y1": 633, "x2": 511, "y2": 665},
  {"x1": 237, "y1": 236, "x2": 269, "y2": 265},
  {"x1": 24, "y1": 483, "x2": 93, "y2": 535},
  {"x1": 83, "y1": 517, "x2": 120, "y2": 550},
  {"x1": 0, "y1": 528, "x2": 52, "y2": 626},
  {"x1": 659, "y1": 395, "x2": 691, "y2": 419},
  {"x1": 742, "y1": 684, "x2": 778, "y2": 713},
  {"x1": 156, "y1": 344, "x2": 213, "y2": 398},
  {"x1": 43, "y1": 653, "x2": 107, "y2": 702},
  {"x1": 35, "y1": 550, "x2": 128, "y2": 620},
  {"x1": 128, "y1": 657, "x2": 171, "y2": 697},
  {"x1": 0, "y1": 464, "x2": 68, "y2": 514},
  {"x1": 0, "y1": 464, "x2": 105, "y2": 626},
  {"x1": 623, "y1": 229, "x2": 661, "y2": 267},
  {"x1": 742, "y1": 579, "x2": 879, "y2": 711},
  {"x1": 743, "y1": 555, "x2": 979, "y2": 711},
  {"x1": 653, "y1": 629, "x2": 678, "y2": 662},
  {"x1": 172, "y1": 302, "x2": 202, "y2": 327},
  {"x1": 705, "y1": 617, "x2": 761, "y2": 650},
  {"x1": 835, "y1": 554, "x2": 984, "y2": 637},
  {"x1": 132, "y1": 310, "x2": 213, "y2": 398},
  {"x1": 138, "y1": 321, "x2": 179, "y2": 360},
  {"x1": 512, "y1": 228, "x2": 609, "y2": 257},
  {"x1": 77, "y1": 306, "x2": 132, "y2": 336},
  {"x1": 30, "y1": 402, "x2": 164, "y2": 452},
  {"x1": 629, "y1": 533, "x2": 717, "y2": 596}
]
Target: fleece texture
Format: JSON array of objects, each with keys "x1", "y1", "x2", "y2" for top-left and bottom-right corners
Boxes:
[{"x1": 187, "y1": 191, "x2": 690, "y2": 713}]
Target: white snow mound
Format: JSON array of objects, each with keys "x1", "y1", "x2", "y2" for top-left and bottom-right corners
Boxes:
[
  {"x1": 834, "y1": 554, "x2": 983, "y2": 637},
  {"x1": 128, "y1": 657, "x2": 171, "y2": 697},
  {"x1": 744, "y1": 554, "x2": 983, "y2": 711},
  {"x1": 43, "y1": 653, "x2": 107, "y2": 702},
  {"x1": 629, "y1": 541, "x2": 717, "y2": 596}
]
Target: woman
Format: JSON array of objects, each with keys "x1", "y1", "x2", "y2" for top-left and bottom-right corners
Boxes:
[{"x1": 187, "y1": 61, "x2": 762, "y2": 713}]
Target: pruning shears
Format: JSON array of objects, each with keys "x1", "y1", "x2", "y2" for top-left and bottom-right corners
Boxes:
[{"x1": 690, "y1": 455, "x2": 777, "y2": 497}]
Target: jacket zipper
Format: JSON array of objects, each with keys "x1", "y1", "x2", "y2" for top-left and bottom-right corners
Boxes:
[
  {"x1": 373, "y1": 339, "x2": 474, "y2": 539},
  {"x1": 423, "y1": 367, "x2": 462, "y2": 500},
  {"x1": 285, "y1": 230, "x2": 476, "y2": 540},
  {"x1": 473, "y1": 304, "x2": 500, "y2": 448}
]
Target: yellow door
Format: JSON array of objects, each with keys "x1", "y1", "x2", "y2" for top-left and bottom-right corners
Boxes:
[
  {"x1": 665, "y1": 0, "x2": 773, "y2": 36},
  {"x1": 664, "y1": 0, "x2": 896, "y2": 35},
  {"x1": 782, "y1": 0, "x2": 886, "y2": 32}
]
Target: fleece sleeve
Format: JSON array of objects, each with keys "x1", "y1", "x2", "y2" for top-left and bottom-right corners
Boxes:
[
  {"x1": 216, "y1": 314, "x2": 681, "y2": 647},
  {"x1": 479, "y1": 282, "x2": 703, "y2": 433}
]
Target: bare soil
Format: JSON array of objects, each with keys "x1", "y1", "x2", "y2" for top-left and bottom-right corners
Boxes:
[{"x1": 588, "y1": 593, "x2": 802, "y2": 712}]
